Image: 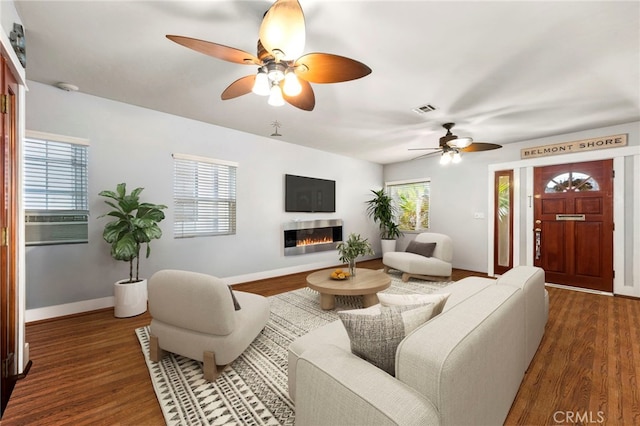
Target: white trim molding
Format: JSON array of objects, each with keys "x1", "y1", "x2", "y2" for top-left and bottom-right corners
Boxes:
[{"x1": 26, "y1": 297, "x2": 115, "y2": 323}]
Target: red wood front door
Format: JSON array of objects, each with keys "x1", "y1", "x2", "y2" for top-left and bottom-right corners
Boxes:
[{"x1": 533, "y1": 160, "x2": 614, "y2": 292}]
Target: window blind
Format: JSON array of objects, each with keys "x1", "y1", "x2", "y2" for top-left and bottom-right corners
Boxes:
[
  {"x1": 173, "y1": 154, "x2": 237, "y2": 238},
  {"x1": 24, "y1": 133, "x2": 89, "y2": 245}
]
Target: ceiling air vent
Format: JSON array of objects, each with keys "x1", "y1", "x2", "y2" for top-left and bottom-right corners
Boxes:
[{"x1": 412, "y1": 104, "x2": 437, "y2": 115}]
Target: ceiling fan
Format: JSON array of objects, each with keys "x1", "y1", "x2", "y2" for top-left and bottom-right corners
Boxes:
[
  {"x1": 166, "y1": 0, "x2": 371, "y2": 111},
  {"x1": 409, "y1": 123, "x2": 502, "y2": 164}
]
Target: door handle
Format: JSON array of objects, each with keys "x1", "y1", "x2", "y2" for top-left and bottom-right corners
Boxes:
[{"x1": 535, "y1": 227, "x2": 542, "y2": 260}]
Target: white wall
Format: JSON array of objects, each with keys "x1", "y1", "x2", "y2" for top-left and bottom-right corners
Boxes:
[
  {"x1": 384, "y1": 121, "x2": 640, "y2": 287},
  {"x1": 25, "y1": 81, "x2": 382, "y2": 317}
]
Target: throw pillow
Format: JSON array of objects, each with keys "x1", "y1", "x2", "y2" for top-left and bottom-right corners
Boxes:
[
  {"x1": 378, "y1": 292, "x2": 450, "y2": 316},
  {"x1": 338, "y1": 303, "x2": 436, "y2": 375},
  {"x1": 405, "y1": 241, "x2": 436, "y2": 258},
  {"x1": 228, "y1": 285, "x2": 241, "y2": 311}
]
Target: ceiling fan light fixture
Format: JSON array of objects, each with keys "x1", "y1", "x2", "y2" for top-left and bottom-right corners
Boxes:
[
  {"x1": 267, "y1": 62, "x2": 286, "y2": 82},
  {"x1": 452, "y1": 137, "x2": 473, "y2": 149},
  {"x1": 268, "y1": 84, "x2": 285, "y2": 106},
  {"x1": 440, "y1": 151, "x2": 452, "y2": 165},
  {"x1": 252, "y1": 68, "x2": 270, "y2": 96},
  {"x1": 452, "y1": 150, "x2": 462, "y2": 163},
  {"x1": 283, "y1": 70, "x2": 302, "y2": 96},
  {"x1": 259, "y1": 0, "x2": 306, "y2": 61}
]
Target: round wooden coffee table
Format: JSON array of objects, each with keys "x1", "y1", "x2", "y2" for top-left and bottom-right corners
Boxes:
[{"x1": 306, "y1": 268, "x2": 391, "y2": 310}]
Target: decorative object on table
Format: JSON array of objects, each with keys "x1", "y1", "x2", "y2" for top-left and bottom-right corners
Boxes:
[
  {"x1": 336, "y1": 233, "x2": 374, "y2": 276},
  {"x1": 99, "y1": 183, "x2": 167, "y2": 317},
  {"x1": 330, "y1": 268, "x2": 350, "y2": 280},
  {"x1": 366, "y1": 188, "x2": 402, "y2": 254}
]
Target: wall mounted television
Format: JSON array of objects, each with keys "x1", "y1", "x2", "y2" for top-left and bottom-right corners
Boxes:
[{"x1": 285, "y1": 174, "x2": 336, "y2": 213}]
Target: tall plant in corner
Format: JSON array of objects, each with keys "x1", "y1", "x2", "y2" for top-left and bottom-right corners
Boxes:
[
  {"x1": 366, "y1": 188, "x2": 402, "y2": 254},
  {"x1": 366, "y1": 189, "x2": 402, "y2": 237},
  {"x1": 99, "y1": 183, "x2": 167, "y2": 283}
]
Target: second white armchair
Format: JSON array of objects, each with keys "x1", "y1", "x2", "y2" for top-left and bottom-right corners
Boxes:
[{"x1": 383, "y1": 232, "x2": 453, "y2": 282}]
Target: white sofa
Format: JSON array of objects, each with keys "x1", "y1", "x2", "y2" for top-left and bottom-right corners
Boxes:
[
  {"x1": 383, "y1": 232, "x2": 453, "y2": 282},
  {"x1": 288, "y1": 266, "x2": 548, "y2": 425}
]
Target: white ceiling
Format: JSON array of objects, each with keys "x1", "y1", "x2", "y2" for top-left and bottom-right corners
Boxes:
[{"x1": 14, "y1": 0, "x2": 640, "y2": 164}]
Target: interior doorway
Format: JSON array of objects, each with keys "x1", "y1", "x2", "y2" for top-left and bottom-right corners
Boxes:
[{"x1": 533, "y1": 159, "x2": 614, "y2": 292}]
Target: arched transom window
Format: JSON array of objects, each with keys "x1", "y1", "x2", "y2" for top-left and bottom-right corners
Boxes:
[{"x1": 544, "y1": 171, "x2": 600, "y2": 193}]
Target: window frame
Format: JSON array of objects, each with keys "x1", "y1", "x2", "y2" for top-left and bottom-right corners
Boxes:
[
  {"x1": 173, "y1": 153, "x2": 238, "y2": 239},
  {"x1": 385, "y1": 178, "x2": 431, "y2": 233},
  {"x1": 23, "y1": 130, "x2": 89, "y2": 246}
]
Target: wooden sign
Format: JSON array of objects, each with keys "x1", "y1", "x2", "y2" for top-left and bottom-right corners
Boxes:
[{"x1": 521, "y1": 134, "x2": 628, "y2": 159}]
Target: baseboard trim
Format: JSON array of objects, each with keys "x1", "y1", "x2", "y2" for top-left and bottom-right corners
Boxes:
[
  {"x1": 545, "y1": 282, "x2": 614, "y2": 296},
  {"x1": 26, "y1": 296, "x2": 115, "y2": 323},
  {"x1": 25, "y1": 258, "x2": 380, "y2": 322}
]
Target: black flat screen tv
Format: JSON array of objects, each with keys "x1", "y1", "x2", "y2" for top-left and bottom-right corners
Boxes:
[{"x1": 285, "y1": 174, "x2": 336, "y2": 213}]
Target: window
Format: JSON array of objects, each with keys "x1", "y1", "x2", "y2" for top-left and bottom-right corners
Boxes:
[
  {"x1": 173, "y1": 153, "x2": 237, "y2": 238},
  {"x1": 544, "y1": 171, "x2": 600, "y2": 193},
  {"x1": 24, "y1": 131, "x2": 89, "y2": 245},
  {"x1": 386, "y1": 179, "x2": 431, "y2": 231}
]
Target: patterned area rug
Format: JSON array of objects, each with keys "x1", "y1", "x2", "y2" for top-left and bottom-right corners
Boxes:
[{"x1": 135, "y1": 270, "x2": 452, "y2": 426}]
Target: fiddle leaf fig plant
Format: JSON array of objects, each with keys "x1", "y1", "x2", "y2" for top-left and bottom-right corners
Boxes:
[{"x1": 99, "y1": 183, "x2": 167, "y2": 283}]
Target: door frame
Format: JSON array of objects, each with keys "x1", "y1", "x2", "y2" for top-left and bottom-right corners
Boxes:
[
  {"x1": 487, "y1": 144, "x2": 640, "y2": 297},
  {"x1": 0, "y1": 30, "x2": 28, "y2": 408}
]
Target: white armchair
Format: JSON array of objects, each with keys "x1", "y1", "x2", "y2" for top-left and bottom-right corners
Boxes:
[
  {"x1": 148, "y1": 269, "x2": 270, "y2": 381},
  {"x1": 383, "y1": 232, "x2": 453, "y2": 282}
]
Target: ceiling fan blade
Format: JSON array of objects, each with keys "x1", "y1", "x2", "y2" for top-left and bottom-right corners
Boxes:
[
  {"x1": 411, "y1": 150, "x2": 442, "y2": 161},
  {"x1": 294, "y1": 53, "x2": 372, "y2": 83},
  {"x1": 461, "y1": 142, "x2": 502, "y2": 152},
  {"x1": 283, "y1": 79, "x2": 315, "y2": 111},
  {"x1": 221, "y1": 75, "x2": 256, "y2": 100},
  {"x1": 408, "y1": 147, "x2": 441, "y2": 151},
  {"x1": 166, "y1": 35, "x2": 261, "y2": 65},
  {"x1": 259, "y1": 0, "x2": 305, "y2": 60}
]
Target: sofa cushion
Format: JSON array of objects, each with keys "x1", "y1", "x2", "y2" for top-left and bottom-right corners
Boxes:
[
  {"x1": 378, "y1": 292, "x2": 450, "y2": 316},
  {"x1": 405, "y1": 241, "x2": 436, "y2": 257},
  {"x1": 338, "y1": 303, "x2": 437, "y2": 375}
]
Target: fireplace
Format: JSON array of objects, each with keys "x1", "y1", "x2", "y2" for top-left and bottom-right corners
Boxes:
[{"x1": 283, "y1": 219, "x2": 343, "y2": 256}]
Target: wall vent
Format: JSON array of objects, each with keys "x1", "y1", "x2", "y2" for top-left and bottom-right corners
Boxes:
[{"x1": 412, "y1": 104, "x2": 437, "y2": 115}]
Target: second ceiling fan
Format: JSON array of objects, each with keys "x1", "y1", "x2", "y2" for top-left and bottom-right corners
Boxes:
[
  {"x1": 166, "y1": 0, "x2": 371, "y2": 111},
  {"x1": 410, "y1": 123, "x2": 502, "y2": 164}
]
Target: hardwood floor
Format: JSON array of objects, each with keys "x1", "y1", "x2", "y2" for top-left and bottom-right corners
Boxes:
[{"x1": 2, "y1": 260, "x2": 638, "y2": 425}]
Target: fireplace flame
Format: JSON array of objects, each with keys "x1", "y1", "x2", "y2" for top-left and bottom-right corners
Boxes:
[{"x1": 297, "y1": 236, "x2": 333, "y2": 247}]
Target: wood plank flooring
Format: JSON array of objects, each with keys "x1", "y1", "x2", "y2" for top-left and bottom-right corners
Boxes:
[{"x1": 2, "y1": 259, "x2": 638, "y2": 425}]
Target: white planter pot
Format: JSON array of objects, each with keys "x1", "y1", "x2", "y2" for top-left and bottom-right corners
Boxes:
[
  {"x1": 114, "y1": 278, "x2": 148, "y2": 318},
  {"x1": 380, "y1": 239, "x2": 397, "y2": 255}
]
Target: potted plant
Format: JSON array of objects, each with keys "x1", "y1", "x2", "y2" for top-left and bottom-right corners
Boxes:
[
  {"x1": 365, "y1": 188, "x2": 403, "y2": 254},
  {"x1": 336, "y1": 233, "x2": 374, "y2": 277},
  {"x1": 99, "y1": 183, "x2": 167, "y2": 317}
]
